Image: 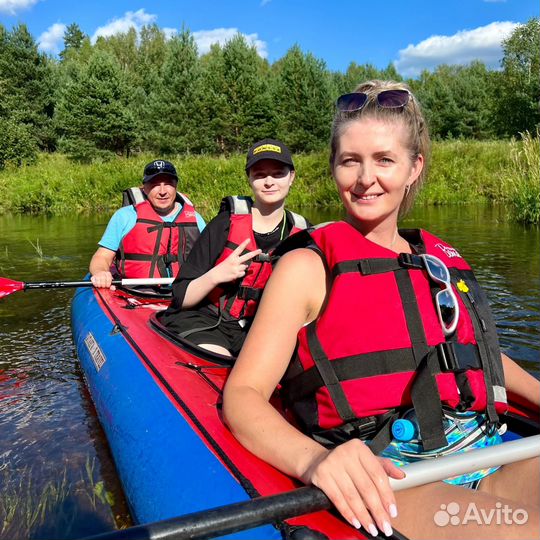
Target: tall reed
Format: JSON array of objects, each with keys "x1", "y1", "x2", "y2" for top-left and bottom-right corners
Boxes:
[{"x1": 498, "y1": 131, "x2": 540, "y2": 224}]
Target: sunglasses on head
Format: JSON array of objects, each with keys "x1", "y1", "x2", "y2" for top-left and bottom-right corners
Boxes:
[
  {"x1": 420, "y1": 254, "x2": 460, "y2": 336},
  {"x1": 336, "y1": 89, "x2": 411, "y2": 113}
]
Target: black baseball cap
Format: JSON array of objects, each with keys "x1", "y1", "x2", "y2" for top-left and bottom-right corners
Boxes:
[
  {"x1": 245, "y1": 139, "x2": 294, "y2": 173},
  {"x1": 143, "y1": 160, "x2": 178, "y2": 183}
]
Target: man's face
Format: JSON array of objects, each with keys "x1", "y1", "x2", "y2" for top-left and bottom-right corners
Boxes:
[{"x1": 142, "y1": 175, "x2": 178, "y2": 215}]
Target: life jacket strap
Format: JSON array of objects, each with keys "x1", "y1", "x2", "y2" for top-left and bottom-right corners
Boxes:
[
  {"x1": 306, "y1": 322, "x2": 357, "y2": 424},
  {"x1": 394, "y1": 267, "x2": 448, "y2": 450},
  {"x1": 237, "y1": 287, "x2": 263, "y2": 302},
  {"x1": 311, "y1": 411, "x2": 398, "y2": 456}
]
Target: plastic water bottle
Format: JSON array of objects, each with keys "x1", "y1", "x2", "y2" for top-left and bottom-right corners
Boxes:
[{"x1": 392, "y1": 415, "x2": 420, "y2": 442}]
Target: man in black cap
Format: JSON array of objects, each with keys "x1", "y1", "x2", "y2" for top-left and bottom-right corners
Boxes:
[
  {"x1": 90, "y1": 159, "x2": 206, "y2": 288},
  {"x1": 158, "y1": 139, "x2": 310, "y2": 357}
]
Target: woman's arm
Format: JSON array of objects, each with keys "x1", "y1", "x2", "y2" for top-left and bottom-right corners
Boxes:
[
  {"x1": 502, "y1": 353, "x2": 540, "y2": 410},
  {"x1": 223, "y1": 249, "x2": 403, "y2": 536},
  {"x1": 182, "y1": 238, "x2": 261, "y2": 308}
]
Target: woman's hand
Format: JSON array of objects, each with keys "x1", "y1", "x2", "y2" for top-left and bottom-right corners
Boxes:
[
  {"x1": 210, "y1": 239, "x2": 262, "y2": 285},
  {"x1": 90, "y1": 270, "x2": 115, "y2": 289},
  {"x1": 300, "y1": 439, "x2": 405, "y2": 537}
]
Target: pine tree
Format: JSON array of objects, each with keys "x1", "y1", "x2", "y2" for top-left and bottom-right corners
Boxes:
[
  {"x1": 55, "y1": 50, "x2": 137, "y2": 161},
  {"x1": 272, "y1": 45, "x2": 334, "y2": 152},
  {"x1": 199, "y1": 34, "x2": 275, "y2": 154},
  {"x1": 0, "y1": 24, "x2": 56, "y2": 152},
  {"x1": 59, "y1": 23, "x2": 86, "y2": 61},
  {"x1": 143, "y1": 29, "x2": 204, "y2": 153}
]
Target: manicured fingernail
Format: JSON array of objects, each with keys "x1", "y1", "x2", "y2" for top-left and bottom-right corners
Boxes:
[
  {"x1": 389, "y1": 503, "x2": 398, "y2": 518},
  {"x1": 352, "y1": 518, "x2": 361, "y2": 529},
  {"x1": 383, "y1": 521, "x2": 393, "y2": 537},
  {"x1": 368, "y1": 523, "x2": 379, "y2": 537}
]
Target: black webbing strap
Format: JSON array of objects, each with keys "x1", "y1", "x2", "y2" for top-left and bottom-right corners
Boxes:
[
  {"x1": 122, "y1": 253, "x2": 154, "y2": 261},
  {"x1": 457, "y1": 282, "x2": 499, "y2": 424},
  {"x1": 237, "y1": 287, "x2": 262, "y2": 302},
  {"x1": 283, "y1": 348, "x2": 418, "y2": 402},
  {"x1": 306, "y1": 322, "x2": 357, "y2": 424},
  {"x1": 394, "y1": 268, "x2": 447, "y2": 450},
  {"x1": 149, "y1": 223, "x2": 164, "y2": 277},
  {"x1": 332, "y1": 259, "x2": 401, "y2": 280},
  {"x1": 225, "y1": 240, "x2": 240, "y2": 251}
]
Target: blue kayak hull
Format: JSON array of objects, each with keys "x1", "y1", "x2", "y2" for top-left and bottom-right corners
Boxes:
[{"x1": 71, "y1": 286, "x2": 282, "y2": 539}]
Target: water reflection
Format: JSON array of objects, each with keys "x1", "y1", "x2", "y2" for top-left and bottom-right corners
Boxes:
[{"x1": 0, "y1": 206, "x2": 538, "y2": 538}]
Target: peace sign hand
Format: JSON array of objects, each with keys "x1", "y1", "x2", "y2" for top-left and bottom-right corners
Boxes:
[{"x1": 211, "y1": 239, "x2": 262, "y2": 285}]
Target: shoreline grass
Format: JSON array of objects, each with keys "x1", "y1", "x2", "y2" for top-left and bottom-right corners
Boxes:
[{"x1": 0, "y1": 138, "x2": 537, "y2": 224}]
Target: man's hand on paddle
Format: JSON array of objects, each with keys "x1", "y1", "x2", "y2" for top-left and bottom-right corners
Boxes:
[
  {"x1": 91, "y1": 270, "x2": 116, "y2": 290},
  {"x1": 211, "y1": 239, "x2": 261, "y2": 285}
]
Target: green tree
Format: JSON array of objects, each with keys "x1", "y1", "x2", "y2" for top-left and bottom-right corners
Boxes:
[
  {"x1": 334, "y1": 62, "x2": 400, "y2": 96},
  {"x1": 495, "y1": 18, "x2": 540, "y2": 137},
  {"x1": 55, "y1": 50, "x2": 137, "y2": 161},
  {"x1": 0, "y1": 24, "x2": 56, "y2": 152},
  {"x1": 0, "y1": 80, "x2": 37, "y2": 168},
  {"x1": 413, "y1": 63, "x2": 496, "y2": 139},
  {"x1": 272, "y1": 45, "x2": 334, "y2": 152},
  {"x1": 143, "y1": 29, "x2": 205, "y2": 153},
  {"x1": 199, "y1": 34, "x2": 274, "y2": 153},
  {"x1": 59, "y1": 23, "x2": 86, "y2": 61}
]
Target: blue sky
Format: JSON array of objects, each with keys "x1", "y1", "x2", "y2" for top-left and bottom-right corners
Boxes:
[{"x1": 0, "y1": 0, "x2": 538, "y2": 77}]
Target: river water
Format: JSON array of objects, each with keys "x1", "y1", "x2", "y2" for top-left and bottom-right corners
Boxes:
[{"x1": 0, "y1": 205, "x2": 538, "y2": 539}]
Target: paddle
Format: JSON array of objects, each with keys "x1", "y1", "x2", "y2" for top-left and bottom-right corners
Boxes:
[
  {"x1": 81, "y1": 434, "x2": 540, "y2": 540},
  {"x1": 0, "y1": 277, "x2": 174, "y2": 300}
]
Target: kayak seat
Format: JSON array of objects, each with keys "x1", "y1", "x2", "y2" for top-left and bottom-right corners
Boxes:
[{"x1": 149, "y1": 313, "x2": 236, "y2": 367}]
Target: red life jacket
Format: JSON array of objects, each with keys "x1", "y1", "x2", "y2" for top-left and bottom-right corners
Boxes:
[
  {"x1": 207, "y1": 196, "x2": 309, "y2": 320},
  {"x1": 280, "y1": 222, "x2": 507, "y2": 452},
  {"x1": 116, "y1": 196, "x2": 200, "y2": 279}
]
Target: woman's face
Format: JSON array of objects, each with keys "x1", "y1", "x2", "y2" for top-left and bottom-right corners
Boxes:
[
  {"x1": 332, "y1": 117, "x2": 423, "y2": 230},
  {"x1": 248, "y1": 159, "x2": 295, "y2": 207}
]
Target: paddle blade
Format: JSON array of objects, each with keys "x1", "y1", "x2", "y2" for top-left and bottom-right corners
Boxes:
[{"x1": 0, "y1": 278, "x2": 25, "y2": 299}]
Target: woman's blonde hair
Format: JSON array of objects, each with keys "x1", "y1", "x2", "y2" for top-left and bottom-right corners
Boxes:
[{"x1": 330, "y1": 80, "x2": 430, "y2": 217}]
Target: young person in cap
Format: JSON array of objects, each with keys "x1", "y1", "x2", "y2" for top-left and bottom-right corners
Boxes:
[
  {"x1": 223, "y1": 82, "x2": 539, "y2": 539},
  {"x1": 90, "y1": 159, "x2": 205, "y2": 288},
  {"x1": 157, "y1": 139, "x2": 310, "y2": 357}
]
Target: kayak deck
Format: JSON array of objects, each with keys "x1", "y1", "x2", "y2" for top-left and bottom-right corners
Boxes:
[
  {"x1": 72, "y1": 286, "x2": 363, "y2": 539},
  {"x1": 72, "y1": 286, "x2": 539, "y2": 540}
]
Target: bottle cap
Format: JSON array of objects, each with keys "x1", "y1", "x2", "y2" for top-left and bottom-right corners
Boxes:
[{"x1": 392, "y1": 419, "x2": 416, "y2": 441}]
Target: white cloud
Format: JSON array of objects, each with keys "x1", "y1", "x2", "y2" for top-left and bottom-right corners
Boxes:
[
  {"x1": 261, "y1": 0, "x2": 271, "y2": 6},
  {"x1": 162, "y1": 27, "x2": 178, "y2": 40},
  {"x1": 37, "y1": 22, "x2": 66, "y2": 54},
  {"x1": 193, "y1": 28, "x2": 268, "y2": 58},
  {"x1": 394, "y1": 21, "x2": 519, "y2": 77},
  {"x1": 91, "y1": 9, "x2": 157, "y2": 42},
  {"x1": 0, "y1": 0, "x2": 38, "y2": 15}
]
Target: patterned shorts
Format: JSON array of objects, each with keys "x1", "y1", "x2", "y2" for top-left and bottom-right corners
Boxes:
[{"x1": 379, "y1": 409, "x2": 502, "y2": 488}]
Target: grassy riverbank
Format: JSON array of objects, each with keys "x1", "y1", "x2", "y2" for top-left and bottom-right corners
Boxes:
[{"x1": 0, "y1": 137, "x2": 538, "y2": 223}]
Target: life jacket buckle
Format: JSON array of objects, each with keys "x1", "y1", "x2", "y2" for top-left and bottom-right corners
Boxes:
[
  {"x1": 398, "y1": 253, "x2": 423, "y2": 269},
  {"x1": 162, "y1": 254, "x2": 178, "y2": 264},
  {"x1": 237, "y1": 286, "x2": 262, "y2": 302},
  {"x1": 254, "y1": 253, "x2": 272, "y2": 263},
  {"x1": 437, "y1": 342, "x2": 459, "y2": 372}
]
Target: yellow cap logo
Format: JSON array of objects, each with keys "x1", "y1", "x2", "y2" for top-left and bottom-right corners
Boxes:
[
  {"x1": 457, "y1": 279, "x2": 469, "y2": 293},
  {"x1": 253, "y1": 144, "x2": 281, "y2": 155}
]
